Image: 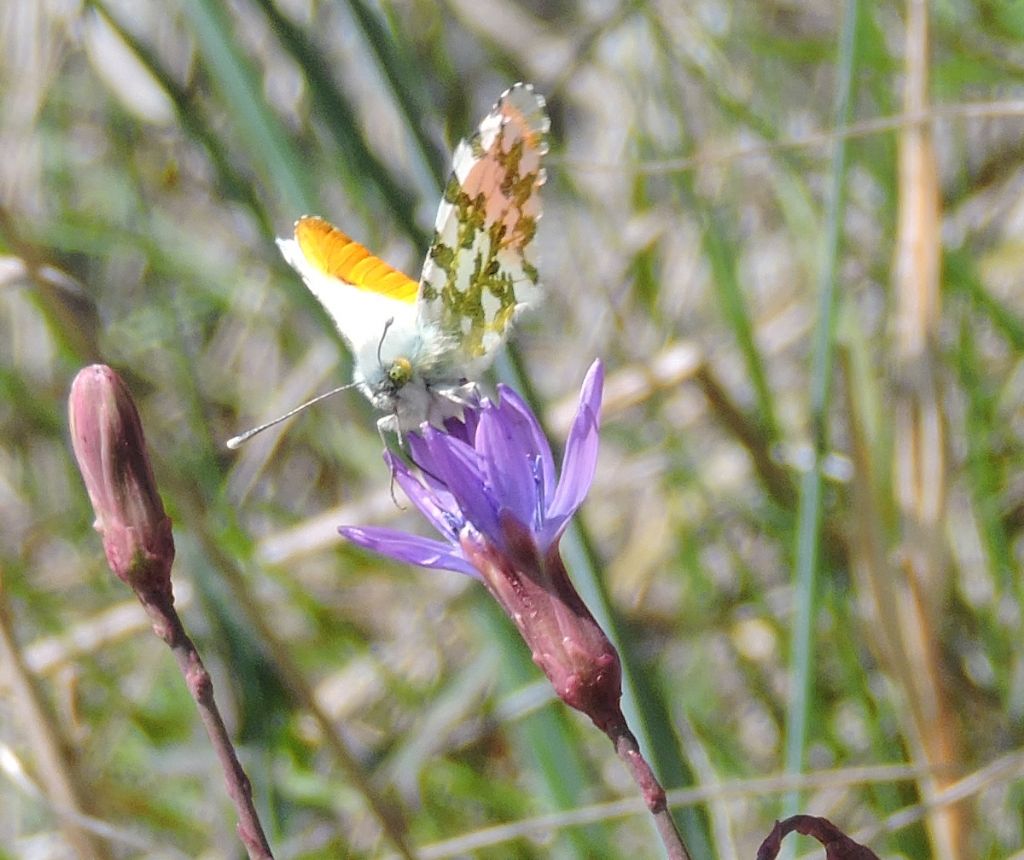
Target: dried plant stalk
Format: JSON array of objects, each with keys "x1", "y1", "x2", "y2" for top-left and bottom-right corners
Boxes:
[{"x1": 889, "y1": 1, "x2": 965, "y2": 855}]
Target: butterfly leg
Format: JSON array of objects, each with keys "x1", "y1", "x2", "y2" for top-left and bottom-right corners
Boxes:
[{"x1": 376, "y1": 414, "x2": 408, "y2": 510}]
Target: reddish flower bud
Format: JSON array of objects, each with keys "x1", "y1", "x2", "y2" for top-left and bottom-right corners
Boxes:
[
  {"x1": 462, "y1": 514, "x2": 623, "y2": 733},
  {"x1": 68, "y1": 365, "x2": 174, "y2": 602}
]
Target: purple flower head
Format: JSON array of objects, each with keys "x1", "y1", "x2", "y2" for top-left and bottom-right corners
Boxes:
[
  {"x1": 342, "y1": 359, "x2": 603, "y2": 577},
  {"x1": 342, "y1": 360, "x2": 624, "y2": 731}
]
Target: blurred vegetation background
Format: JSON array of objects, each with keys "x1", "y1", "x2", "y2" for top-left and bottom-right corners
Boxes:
[{"x1": 2, "y1": 0, "x2": 1024, "y2": 857}]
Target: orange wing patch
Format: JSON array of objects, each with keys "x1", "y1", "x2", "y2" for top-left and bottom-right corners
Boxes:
[{"x1": 294, "y1": 216, "x2": 417, "y2": 303}]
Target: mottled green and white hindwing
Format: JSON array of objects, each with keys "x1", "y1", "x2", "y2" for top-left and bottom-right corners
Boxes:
[{"x1": 418, "y1": 83, "x2": 549, "y2": 369}]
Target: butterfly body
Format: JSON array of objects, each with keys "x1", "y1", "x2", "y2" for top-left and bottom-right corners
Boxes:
[
  {"x1": 351, "y1": 317, "x2": 473, "y2": 430},
  {"x1": 277, "y1": 83, "x2": 548, "y2": 433}
]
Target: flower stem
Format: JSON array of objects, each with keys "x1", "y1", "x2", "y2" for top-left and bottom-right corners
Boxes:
[
  {"x1": 607, "y1": 720, "x2": 692, "y2": 860},
  {"x1": 142, "y1": 592, "x2": 274, "y2": 860},
  {"x1": 194, "y1": 526, "x2": 417, "y2": 859}
]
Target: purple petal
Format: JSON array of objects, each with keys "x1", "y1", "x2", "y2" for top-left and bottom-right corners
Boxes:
[
  {"x1": 475, "y1": 402, "x2": 537, "y2": 528},
  {"x1": 386, "y1": 453, "x2": 463, "y2": 544},
  {"x1": 495, "y1": 384, "x2": 555, "y2": 503},
  {"x1": 462, "y1": 406, "x2": 480, "y2": 442},
  {"x1": 546, "y1": 360, "x2": 604, "y2": 528},
  {"x1": 340, "y1": 526, "x2": 479, "y2": 578},
  {"x1": 442, "y1": 407, "x2": 480, "y2": 445},
  {"x1": 420, "y1": 422, "x2": 480, "y2": 473},
  {"x1": 420, "y1": 425, "x2": 501, "y2": 542},
  {"x1": 405, "y1": 439, "x2": 458, "y2": 499},
  {"x1": 408, "y1": 425, "x2": 476, "y2": 500},
  {"x1": 578, "y1": 359, "x2": 605, "y2": 429},
  {"x1": 406, "y1": 429, "x2": 438, "y2": 476}
]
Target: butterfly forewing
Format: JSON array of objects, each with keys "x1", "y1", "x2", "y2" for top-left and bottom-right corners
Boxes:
[
  {"x1": 277, "y1": 216, "x2": 420, "y2": 362},
  {"x1": 418, "y1": 83, "x2": 549, "y2": 366}
]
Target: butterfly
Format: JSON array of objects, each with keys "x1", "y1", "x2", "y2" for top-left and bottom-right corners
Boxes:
[{"x1": 276, "y1": 83, "x2": 548, "y2": 435}]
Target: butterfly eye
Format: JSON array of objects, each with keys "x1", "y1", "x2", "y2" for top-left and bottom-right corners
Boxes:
[{"x1": 388, "y1": 357, "x2": 413, "y2": 387}]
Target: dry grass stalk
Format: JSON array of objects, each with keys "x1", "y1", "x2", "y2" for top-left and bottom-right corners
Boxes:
[
  {"x1": 889, "y1": 1, "x2": 964, "y2": 855},
  {"x1": 0, "y1": 577, "x2": 110, "y2": 859}
]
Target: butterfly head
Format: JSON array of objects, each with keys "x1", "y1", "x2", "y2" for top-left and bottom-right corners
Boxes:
[
  {"x1": 386, "y1": 356, "x2": 413, "y2": 390},
  {"x1": 355, "y1": 320, "x2": 474, "y2": 431}
]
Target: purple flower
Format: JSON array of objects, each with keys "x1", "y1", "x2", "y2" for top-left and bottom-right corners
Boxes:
[
  {"x1": 342, "y1": 360, "x2": 624, "y2": 731},
  {"x1": 343, "y1": 359, "x2": 603, "y2": 574}
]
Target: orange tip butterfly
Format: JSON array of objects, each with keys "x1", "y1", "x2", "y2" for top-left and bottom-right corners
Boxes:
[{"x1": 257, "y1": 83, "x2": 549, "y2": 443}]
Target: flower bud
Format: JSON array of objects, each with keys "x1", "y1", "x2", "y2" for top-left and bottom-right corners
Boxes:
[
  {"x1": 462, "y1": 514, "x2": 624, "y2": 733},
  {"x1": 68, "y1": 365, "x2": 174, "y2": 602}
]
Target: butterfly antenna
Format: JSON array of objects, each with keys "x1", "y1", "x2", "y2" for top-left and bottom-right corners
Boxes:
[
  {"x1": 377, "y1": 317, "x2": 395, "y2": 367},
  {"x1": 226, "y1": 382, "x2": 358, "y2": 449}
]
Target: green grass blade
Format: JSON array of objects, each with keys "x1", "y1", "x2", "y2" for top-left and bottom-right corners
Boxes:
[
  {"x1": 178, "y1": 0, "x2": 315, "y2": 214},
  {"x1": 781, "y1": 0, "x2": 860, "y2": 827},
  {"x1": 345, "y1": 0, "x2": 448, "y2": 189},
  {"x1": 702, "y1": 217, "x2": 778, "y2": 439},
  {"x1": 252, "y1": 0, "x2": 425, "y2": 245},
  {"x1": 88, "y1": 1, "x2": 274, "y2": 237},
  {"x1": 945, "y1": 247, "x2": 1024, "y2": 350},
  {"x1": 643, "y1": 10, "x2": 781, "y2": 441}
]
